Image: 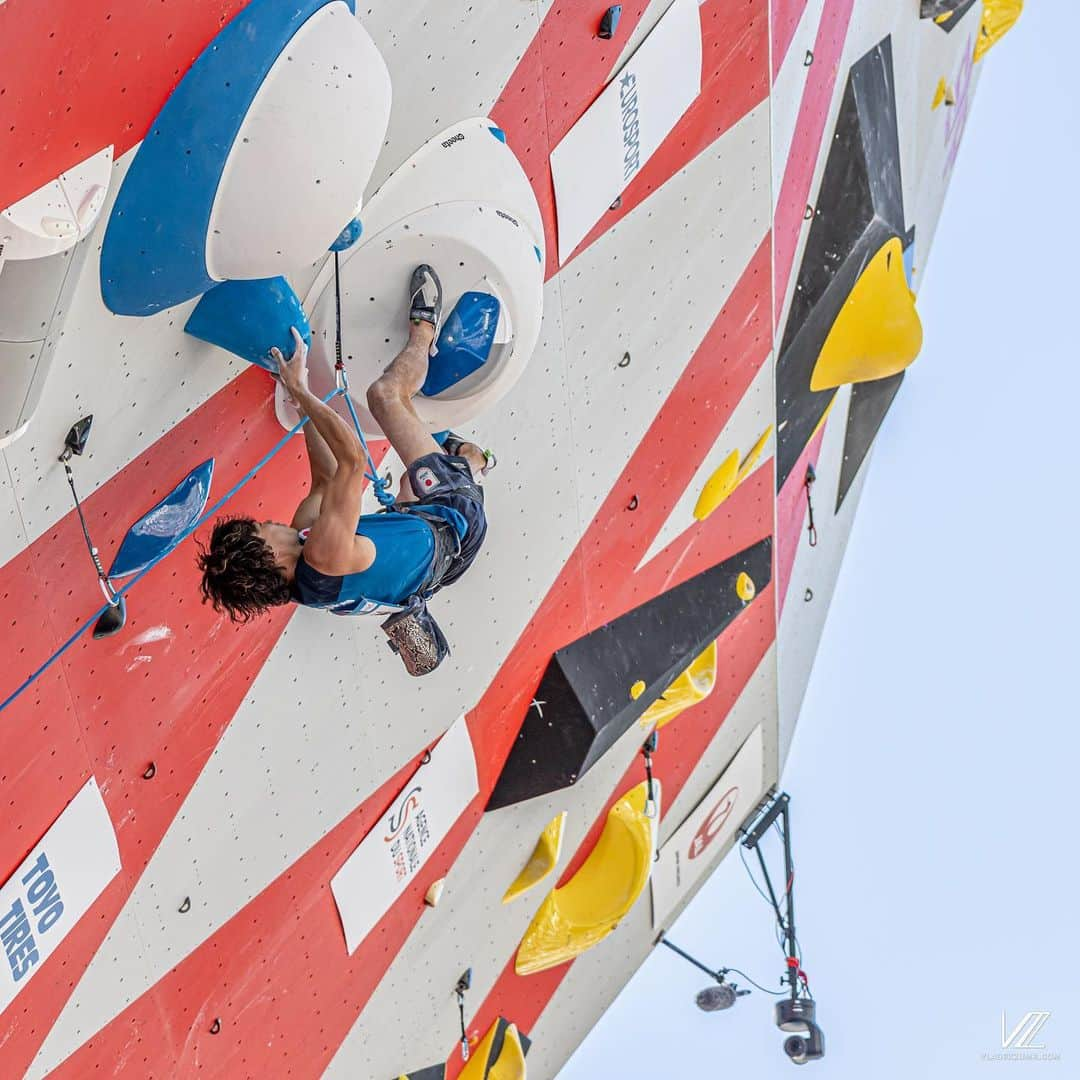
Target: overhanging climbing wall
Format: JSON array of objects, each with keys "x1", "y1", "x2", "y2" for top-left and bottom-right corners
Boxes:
[{"x1": 0, "y1": 0, "x2": 1014, "y2": 1077}]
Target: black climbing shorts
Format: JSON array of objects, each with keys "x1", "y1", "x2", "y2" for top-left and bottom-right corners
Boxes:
[{"x1": 403, "y1": 452, "x2": 487, "y2": 588}]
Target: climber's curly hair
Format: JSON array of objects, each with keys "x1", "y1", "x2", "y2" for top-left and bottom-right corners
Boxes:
[{"x1": 196, "y1": 516, "x2": 292, "y2": 623}]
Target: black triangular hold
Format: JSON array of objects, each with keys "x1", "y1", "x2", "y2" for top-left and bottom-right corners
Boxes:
[
  {"x1": 487, "y1": 538, "x2": 772, "y2": 811},
  {"x1": 776, "y1": 37, "x2": 908, "y2": 491},
  {"x1": 920, "y1": 0, "x2": 977, "y2": 33},
  {"x1": 63, "y1": 414, "x2": 94, "y2": 458},
  {"x1": 835, "y1": 372, "x2": 905, "y2": 512},
  {"x1": 399, "y1": 1066, "x2": 445, "y2": 1080}
]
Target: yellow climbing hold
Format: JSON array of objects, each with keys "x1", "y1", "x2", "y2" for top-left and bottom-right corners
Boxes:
[
  {"x1": 515, "y1": 780, "x2": 659, "y2": 975},
  {"x1": 809, "y1": 237, "x2": 922, "y2": 392},
  {"x1": 503, "y1": 812, "x2": 568, "y2": 903},
  {"x1": 735, "y1": 426, "x2": 773, "y2": 485},
  {"x1": 460, "y1": 1020, "x2": 527, "y2": 1080},
  {"x1": 639, "y1": 640, "x2": 717, "y2": 731},
  {"x1": 974, "y1": 0, "x2": 1023, "y2": 62},
  {"x1": 694, "y1": 426, "x2": 775, "y2": 521},
  {"x1": 630, "y1": 680, "x2": 646, "y2": 700},
  {"x1": 931, "y1": 77, "x2": 955, "y2": 109},
  {"x1": 489, "y1": 1025, "x2": 526, "y2": 1080},
  {"x1": 693, "y1": 450, "x2": 739, "y2": 520},
  {"x1": 736, "y1": 572, "x2": 756, "y2": 602}
]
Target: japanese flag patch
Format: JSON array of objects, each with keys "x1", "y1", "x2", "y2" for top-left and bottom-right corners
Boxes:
[{"x1": 415, "y1": 466, "x2": 440, "y2": 493}]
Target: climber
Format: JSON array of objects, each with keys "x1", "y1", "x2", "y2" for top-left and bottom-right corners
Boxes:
[{"x1": 196, "y1": 265, "x2": 493, "y2": 637}]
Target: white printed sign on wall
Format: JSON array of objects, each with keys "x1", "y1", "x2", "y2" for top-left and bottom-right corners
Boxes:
[
  {"x1": 0, "y1": 777, "x2": 121, "y2": 1013},
  {"x1": 331, "y1": 715, "x2": 479, "y2": 954},
  {"x1": 549, "y1": 0, "x2": 703, "y2": 264},
  {"x1": 651, "y1": 725, "x2": 765, "y2": 929}
]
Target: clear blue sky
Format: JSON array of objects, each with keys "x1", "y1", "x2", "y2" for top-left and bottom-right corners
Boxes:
[{"x1": 562, "y1": 4, "x2": 1080, "y2": 1076}]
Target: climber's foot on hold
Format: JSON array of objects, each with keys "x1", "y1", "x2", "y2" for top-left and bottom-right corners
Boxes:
[
  {"x1": 409, "y1": 263, "x2": 442, "y2": 333},
  {"x1": 368, "y1": 268, "x2": 443, "y2": 410}
]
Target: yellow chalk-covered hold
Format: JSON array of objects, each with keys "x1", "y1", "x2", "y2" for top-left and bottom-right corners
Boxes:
[
  {"x1": 515, "y1": 781, "x2": 658, "y2": 975},
  {"x1": 809, "y1": 237, "x2": 922, "y2": 392},
  {"x1": 639, "y1": 640, "x2": 717, "y2": 731},
  {"x1": 630, "y1": 680, "x2": 646, "y2": 700},
  {"x1": 693, "y1": 450, "x2": 740, "y2": 520},
  {"x1": 459, "y1": 1019, "x2": 527, "y2": 1080},
  {"x1": 503, "y1": 812, "x2": 567, "y2": 903},
  {"x1": 931, "y1": 77, "x2": 955, "y2": 109},
  {"x1": 735, "y1": 425, "x2": 774, "y2": 485},
  {"x1": 736, "y1": 572, "x2": 756, "y2": 602},
  {"x1": 489, "y1": 1024, "x2": 526, "y2": 1080},
  {"x1": 974, "y1": 0, "x2": 1023, "y2": 61}
]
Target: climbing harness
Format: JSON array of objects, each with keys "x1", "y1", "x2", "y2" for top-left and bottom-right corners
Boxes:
[{"x1": 803, "y1": 463, "x2": 818, "y2": 547}]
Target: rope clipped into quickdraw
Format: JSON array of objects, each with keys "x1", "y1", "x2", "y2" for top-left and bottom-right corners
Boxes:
[
  {"x1": 803, "y1": 463, "x2": 818, "y2": 547},
  {"x1": 642, "y1": 730, "x2": 659, "y2": 820},
  {"x1": 332, "y1": 250, "x2": 396, "y2": 509},
  {"x1": 62, "y1": 456, "x2": 122, "y2": 611}
]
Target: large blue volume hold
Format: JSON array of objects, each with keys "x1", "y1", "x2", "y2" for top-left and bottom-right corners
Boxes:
[
  {"x1": 422, "y1": 292, "x2": 502, "y2": 397},
  {"x1": 185, "y1": 278, "x2": 311, "y2": 372},
  {"x1": 108, "y1": 460, "x2": 215, "y2": 580},
  {"x1": 99, "y1": 0, "x2": 355, "y2": 317}
]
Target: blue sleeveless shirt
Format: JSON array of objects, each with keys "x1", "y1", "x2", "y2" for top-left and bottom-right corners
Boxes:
[{"x1": 291, "y1": 507, "x2": 467, "y2": 615}]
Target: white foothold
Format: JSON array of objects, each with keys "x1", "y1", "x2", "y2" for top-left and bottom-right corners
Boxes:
[
  {"x1": 41, "y1": 217, "x2": 78, "y2": 239},
  {"x1": 424, "y1": 878, "x2": 446, "y2": 907}
]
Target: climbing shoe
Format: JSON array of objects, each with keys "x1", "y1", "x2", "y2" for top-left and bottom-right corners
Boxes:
[{"x1": 409, "y1": 264, "x2": 443, "y2": 331}]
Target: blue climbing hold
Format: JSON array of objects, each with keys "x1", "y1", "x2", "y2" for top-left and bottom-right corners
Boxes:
[
  {"x1": 184, "y1": 277, "x2": 311, "y2": 372},
  {"x1": 330, "y1": 216, "x2": 364, "y2": 252},
  {"x1": 99, "y1": 0, "x2": 356, "y2": 316},
  {"x1": 599, "y1": 5, "x2": 622, "y2": 39},
  {"x1": 422, "y1": 292, "x2": 502, "y2": 397},
  {"x1": 488, "y1": 126, "x2": 507, "y2": 144},
  {"x1": 108, "y1": 460, "x2": 215, "y2": 580}
]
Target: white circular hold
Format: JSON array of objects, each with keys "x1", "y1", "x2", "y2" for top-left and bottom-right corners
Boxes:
[{"x1": 297, "y1": 201, "x2": 544, "y2": 436}]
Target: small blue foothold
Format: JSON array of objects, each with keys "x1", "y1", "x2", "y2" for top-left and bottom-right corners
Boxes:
[
  {"x1": 534, "y1": 245, "x2": 543, "y2": 263},
  {"x1": 422, "y1": 292, "x2": 501, "y2": 397},
  {"x1": 330, "y1": 216, "x2": 363, "y2": 252},
  {"x1": 488, "y1": 126, "x2": 507, "y2": 144},
  {"x1": 599, "y1": 5, "x2": 622, "y2": 39}
]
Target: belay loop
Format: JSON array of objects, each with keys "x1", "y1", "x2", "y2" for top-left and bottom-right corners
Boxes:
[{"x1": 332, "y1": 250, "x2": 396, "y2": 509}]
